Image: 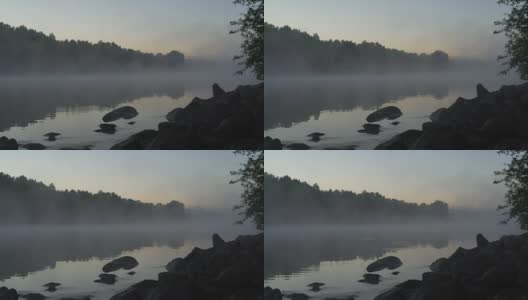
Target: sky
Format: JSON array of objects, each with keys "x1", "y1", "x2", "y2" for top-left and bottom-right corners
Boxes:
[
  {"x1": 266, "y1": 0, "x2": 510, "y2": 61},
  {"x1": 0, "y1": 151, "x2": 245, "y2": 210},
  {"x1": 0, "y1": 0, "x2": 244, "y2": 61},
  {"x1": 265, "y1": 151, "x2": 511, "y2": 210}
]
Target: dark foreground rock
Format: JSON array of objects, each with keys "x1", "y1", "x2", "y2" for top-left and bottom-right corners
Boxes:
[
  {"x1": 112, "y1": 83, "x2": 263, "y2": 150},
  {"x1": 110, "y1": 233, "x2": 263, "y2": 300},
  {"x1": 0, "y1": 137, "x2": 18, "y2": 150},
  {"x1": 367, "y1": 106, "x2": 403, "y2": 123},
  {"x1": 102, "y1": 106, "x2": 139, "y2": 123},
  {"x1": 374, "y1": 233, "x2": 528, "y2": 300},
  {"x1": 102, "y1": 256, "x2": 139, "y2": 273},
  {"x1": 264, "y1": 136, "x2": 283, "y2": 150},
  {"x1": 376, "y1": 83, "x2": 528, "y2": 150},
  {"x1": 264, "y1": 287, "x2": 282, "y2": 300},
  {"x1": 0, "y1": 287, "x2": 17, "y2": 300}
]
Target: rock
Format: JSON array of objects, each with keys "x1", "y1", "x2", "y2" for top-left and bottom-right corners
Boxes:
[
  {"x1": 0, "y1": 137, "x2": 18, "y2": 150},
  {"x1": 21, "y1": 294, "x2": 45, "y2": 300},
  {"x1": 392, "y1": 271, "x2": 400, "y2": 275},
  {"x1": 412, "y1": 122, "x2": 466, "y2": 150},
  {"x1": 359, "y1": 123, "x2": 381, "y2": 135},
  {"x1": 477, "y1": 234, "x2": 489, "y2": 247},
  {"x1": 128, "y1": 121, "x2": 136, "y2": 125},
  {"x1": 110, "y1": 280, "x2": 158, "y2": 300},
  {"x1": 166, "y1": 108, "x2": 185, "y2": 122},
  {"x1": 127, "y1": 271, "x2": 136, "y2": 276},
  {"x1": 265, "y1": 136, "x2": 283, "y2": 150},
  {"x1": 0, "y1": 287, "x2": 17, "y2": 300},
  {"x1": 94, "y1": 273, "x2": 117, "y2": 285},
  {"x1": 212, "y1": 233, "x2": 225, "y2": 248},
  {"x1": 367, "y1": 256, "x2": 403, "y2": 272},
  {"x1": 23, "y1": 143, "x2": 46, "y2": 150},
  {"x1": 375, "y1": 130, "x2": 422, "y2": 150},
  {"x1": 366, "y1": 106, "x2": 403, "y2": 123},
  {"x1": 264, "y1": 287, "x2": 282, "y2": 300},
  {"x1": 373, "y1": 280, "x2": 421, "y2": 300},
  {"x1": 102, "y1": 106, "x2": 138, "y2": 122},
  {"x1": 480, "y1": 116, "x2": 516, "y2": 138},
  {"x1": 111, "y1": 130, "x2": 158, "y2": 150},
  {"x1": 392, "y1": 121, "x2": 400, "y2": 126},
  {"x1": 307, "y1": 132, "x2": 325, "y2": 142},
  {"x1": 430, "y1": 108, "x2": 448, "y2": 122},
  {"x1": 287, "y1": 143, "x2": 310, "y2": 150},
  {"x1": 307, "y1": 282, "x2": 325, "y2": 291},
  {"x1": 213, "y1": 83, "x2": 226, "y2": 97},
  {"x1": 359, "y1": 273, "x2": 381, "y2": 284},
  {"x1": 166, "y1": 258, "x2": 184, "y2": 273},
  {"x1": 430, "y1": 258, "x2": 449, "y2": 273},
  {"x1": 477, "y1": 83, "x2": 490, "y2": 97},
  {"x1": 95, "y1": 123, "x2": 117, "y2": 134},
  {"x1": 103, "y1": 256, "x2": 138, "y2": 273},
  {"x1": 43, "y1": 282, "x2": 61, "y2": 292},
  {"x1": 43, "y1": 132, "x2": 61, "y2": 141},
  {"x1": 286, "y1": 293, "x2": 309, "y2": 300}
]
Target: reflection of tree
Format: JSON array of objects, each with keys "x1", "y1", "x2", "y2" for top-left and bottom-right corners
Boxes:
[
  {"x1": 0, "y1": 78, "x2": 184, "y2": 132},
  {"x1": 264, "y1": 229, "x2": 449, "y2": 280},
  {"x1": 0, "y1": 229, "x2": 185, "y2": 281},
  {"x1": 264, "y1": 79, "x2": 449, "y2": 130}
]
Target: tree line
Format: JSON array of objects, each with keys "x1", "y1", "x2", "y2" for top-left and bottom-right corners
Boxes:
[
  {"x1": 0, "y1": 172, "x2": 185, "y2": 224},
  {"x1": 265, "y1": 173, "x2": 449, "y2": 225},
  {"x1": 0, "y1": 22, "x2": 184, "y2": 74},
  {"x1": 265, "y1": 23, "x2": 449, "y2": 75}
]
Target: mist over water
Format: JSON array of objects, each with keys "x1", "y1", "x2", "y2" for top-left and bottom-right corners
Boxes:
[{"x1": 265, "y1": 67, "x2": 522, "y2": 149}]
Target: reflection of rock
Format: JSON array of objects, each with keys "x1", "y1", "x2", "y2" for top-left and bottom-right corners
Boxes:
[
  {"x1": 113, "y1": 83, "x2": 263, "y2": 150},
  {"x1": 43, "y1": 282, "x2": 61, "y2": 292},
  {"x1": 23, "y1": 143, "x2": 46, "y2": 150},
  {"x1": 378, "y1": 83, "x2": 528, "y2": 149},
  {"x1": 367, "y1": 256, "x2": 403, "y2": 272},
  {"x1": 103, "y1": 256, "x2": 138, "y2": 273},
  {"x1": 0, "y1": 287, "x2": 17, "y2": 300},
  {"x1": 374, "y1": 233, "x2": 528, "y2": 300},
  {"x1": 102, "y1": 106, "x2": 139, "y2": 123},
  {"x1": 287, "y1": 143, "x2": 310, "y2": 150},
  {"x1": 264, "y1": 136, "x2": 283, "y2": 150},
  {"x1": 366, "y1": 106, "x2": 403, "y2": 123},
  {"x1": 0, "y1": 137, "x2": 18, "y2": 150},
  {"x1": 95, "y1": 273, "x2": 117, "y2": 285},
  {"x1": 111, "y1": 234, "x2": 263, "y2": 300}
]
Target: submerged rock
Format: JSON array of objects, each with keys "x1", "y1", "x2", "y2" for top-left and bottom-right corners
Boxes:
[
  {"x1": 359, "y1": 273, "x2": 381, "y2": 285},
  {"x1": 43, "y1": 282, "x2": 61, "y2": 292},
  {"x1": 307, "y1": 282, "x2": 325, "y2": 291},
  {"x1": 359, "y1": 123, "x2": 381, "y2": 135},
  {"x1": 95, "y1": 123, "x2": 117, "y2": 134},
  {"x1": 43, "y1": 132, "x2": 61, "y2": 142},
  {"x1": 94, "y1": 274, "x2": 117, "y2": 285},
  {"x1": 367, "y1": 256, "x2": 403, "y2": 272},
  {"x1": 307, "y1": 132, "x2": 325, "y2": 142},
  {"x1": 366, "y1": 106, "x2": 403, "y2": 123},
  {"x1": 0, "y1": 137, "x2": 18, "y2": 150},
  {"x1": 103, "y1": 256, "x2": 138, "y2": 273},
  {"x1": 102, "y1": 106, "x2": 138, "y2": 122}
]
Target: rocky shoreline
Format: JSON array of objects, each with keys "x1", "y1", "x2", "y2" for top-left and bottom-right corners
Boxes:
[
  {"x1": 0, "y1": 234, "x2": 263, "y2": 300},
  {"x1": 0, "y1": 83, "x2": 263, "y2": 150},
  {"x1": 376, "y1": 82, "x2": 528, "y2": 150},
  {"x1": 264, "y1": 232, "x2": 528, "y2": 300}
]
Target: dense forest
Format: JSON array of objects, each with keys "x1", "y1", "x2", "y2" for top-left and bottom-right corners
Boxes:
[
  {"x1": 265, "y1": 23, "x2": 450, "y2": 74},
  {"x1": 0, "y1": 22, "x2": 185, "y2": 74},
  {"x1": 0, "y1": 172, "x2": 186, "y2": 224},
  {"x1": 265, "y1": 174, "x2": 449, "y2": 224}
]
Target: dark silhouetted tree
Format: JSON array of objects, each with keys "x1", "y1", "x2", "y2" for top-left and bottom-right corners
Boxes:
[
  {"x1": 231, "y1": 0, "x2": 264, "y2": 80},
  {"x1": 495, "y1": 151, "x2": 528, "y2": 229},
  {"x1": 230, "y1": 150, "x2": 263, "y2": 229},
  {"x1": 495, "y1": 0, "x2": 528, "y2": 79}
]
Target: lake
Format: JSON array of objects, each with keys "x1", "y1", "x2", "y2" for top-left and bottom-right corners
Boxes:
[
  {"x1": 0, "y1": 223, "x2": 255, "y2": 300},
  {"x1": 0, "y1": 72, "x2": 253, "y2": 150},
  {"x1": 264, "y1": 71, "x2": 522, "y2": 149},
  {"x1": 264, "y1": 222, "x2": 522, "y2": 300}
]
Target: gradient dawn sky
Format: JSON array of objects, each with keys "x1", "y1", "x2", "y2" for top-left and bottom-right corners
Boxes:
[
  {"x1": 0, "y1": 151, "x2": 245, "y2": 210},
  {"x1": 0, "y1": 0, "x2": 244, "y2": 60},
  {"x1": 265, "y1": 151, "x2": 511, "y2": 210},
  {"x1": 266, "y1": 0, "x2": 510, "y2": 61}
]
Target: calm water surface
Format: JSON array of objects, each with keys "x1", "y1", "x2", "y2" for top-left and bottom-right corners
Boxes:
[
  {"x1": 0, "y1": 224, "x2": 255, "y2": 300},
  {"x1": 265, "y1": 223, "x2": 522, "y2": 300},
  {"x1": 0, "y1": 73, "x2": 253, "y2": 149},
  {"x1": 265, "y1": 72, "x2": 522, "y2": 149}
]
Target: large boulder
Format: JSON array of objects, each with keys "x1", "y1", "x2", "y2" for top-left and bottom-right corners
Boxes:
[
  {"x1": 103, "y1": 256, "x2": 139, "y2": 273},
  {"x1": 366, "y1": 106, "x2": 403, "y2": 123},
  {"x1": 367, "y1": 256, "x2": 403, "y2": 272},
  {"x1": 103, "y1": 106, "x2": 139, "y2": 122},
  {"x1": 0, "y1": 137, "x2": 18, "y2": 150}
]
